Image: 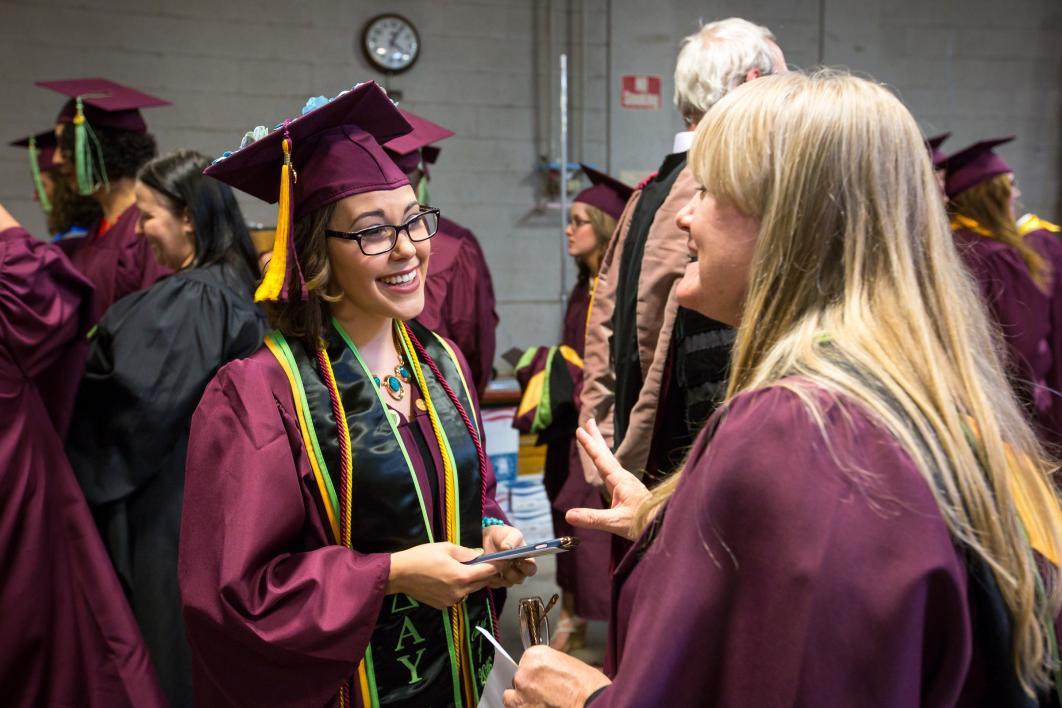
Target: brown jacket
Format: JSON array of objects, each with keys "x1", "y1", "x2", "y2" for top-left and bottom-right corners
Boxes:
[{"x1": 578, "y1": 166, "x2": 697, "y2": 483}]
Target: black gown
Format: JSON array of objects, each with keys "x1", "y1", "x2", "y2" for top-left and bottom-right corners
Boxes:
[{"x1": 66, "y1": 260, "x2": 266, "y2": 707}]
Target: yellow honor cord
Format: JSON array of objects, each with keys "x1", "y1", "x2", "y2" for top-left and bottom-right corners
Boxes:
[
  {"x1": 396, "y1": 322, "x2": 475, "y2": 705},
  {"x1": 949, "y1": 214, "x2": 992, "y2": 237}
]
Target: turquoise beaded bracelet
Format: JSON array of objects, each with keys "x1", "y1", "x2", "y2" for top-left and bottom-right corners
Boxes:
[{"x1": 482, "y1": 516, "x2": 507, "y2": 528}]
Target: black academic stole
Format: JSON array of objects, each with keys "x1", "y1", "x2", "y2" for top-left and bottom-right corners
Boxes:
[{"x1": 265, "y1": 319, "x2": 494, "y2": 707}]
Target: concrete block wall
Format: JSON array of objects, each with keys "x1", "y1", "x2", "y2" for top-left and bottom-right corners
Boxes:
[
  {"x1": 0, "y1": 0, "x2": 611, "y2": 359},
  {"x1": 1, "y1": 0, "x2": 1059, "y2": 368},
  {"x1": 607, "y1": 0, "x2": 1060, "y2": 216}
]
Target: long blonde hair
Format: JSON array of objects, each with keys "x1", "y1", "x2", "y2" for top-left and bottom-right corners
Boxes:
[
  {"x1": 635, "y1": 70, "x2": 1062, "y2": 691},
  {"x1": 951, "y1": 173, "x2": 1051, "y2": 290}
]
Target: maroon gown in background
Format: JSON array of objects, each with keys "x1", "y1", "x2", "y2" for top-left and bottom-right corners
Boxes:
[
  {"x1": 179, "y1": 340, "x2": 506, "y2": 708},
  {"x1": 954, "y1": 228, "x2": 1062, "y2": 446},
  {"x1": 546, "y1": 279, "x2": 611, "y2": 621},
  {"x1": 57, "y1": 203, "x2": 171, "y2": 323},
  {"x1": 417, "y1": 216, "x2": 498, "y2": 396},
  {"x1": 0, "y1": 227, "x2": 164, "y2": 708},
  {"x1": 4, "y1": 226, "x2": 91, "y2": 438},
  {"x1": 594, "y1": 383, "x2": 995, "y2": 707}
]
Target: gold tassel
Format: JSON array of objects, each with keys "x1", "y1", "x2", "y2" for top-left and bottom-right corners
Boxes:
[{"x1": 254, "y1": 137, "x2": 293, "y2": 302}]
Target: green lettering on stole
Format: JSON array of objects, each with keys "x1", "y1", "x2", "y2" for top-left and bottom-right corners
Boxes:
[
  {"x1": 397, "y1": 648, "x2": 427, "y2": 685},
  {"x1": 395, "y1": 615, "x2": 426, "y2": 652},
  {"x1": 391, "y1": 593, "x2": 420, "y2": 614}
]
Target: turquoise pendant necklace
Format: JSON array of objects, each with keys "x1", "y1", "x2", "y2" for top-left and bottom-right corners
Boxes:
[{"x1": 373, "y1": 349, "x2": 412, "y2": 401}]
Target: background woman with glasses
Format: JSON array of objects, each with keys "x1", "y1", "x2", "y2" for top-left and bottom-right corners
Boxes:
[
  {"x1": 514, "y1": 165, "x2": 632, "y2": 655},
  {"x1": 178, "y1": 83, "x2": 535, "y2": 708}
]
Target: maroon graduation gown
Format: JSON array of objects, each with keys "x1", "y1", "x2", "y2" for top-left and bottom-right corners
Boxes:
[
  {"x1": 57, "y1": 204, "x2": 171, "y2": 323},
  {"x1": 546, "y1": 280, "x2": 611, "y2": 621},
  {"x1": 417, "y1": 216, "x2": 498, "y2": 396},
  {"x1": 954, "y1": 228, "x2": 1062, "y2": 446},
  {"x1": 0, "y1": 226, "x2": 91, "y2": 438},
  {"x1": 0, "y1": 228, "x2": 164, "y2": 707},
  {"x1": 179, "y1": 337, "x2": 506, "y2": 708},
  {"x1": 595, "y1": 383, "x2": 993, "y2": 707},
  {"x1": 66, "y1": 261, "x2": 267, "y2": 707}
]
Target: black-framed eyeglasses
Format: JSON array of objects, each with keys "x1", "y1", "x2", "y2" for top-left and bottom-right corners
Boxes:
[{"x1": 325, "y1": 207, "x2": 441, "y2": 256}]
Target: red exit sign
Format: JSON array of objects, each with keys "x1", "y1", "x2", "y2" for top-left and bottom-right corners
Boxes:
[{"x1": 621, "y1": 75, "x2": 662, "y2": 110}]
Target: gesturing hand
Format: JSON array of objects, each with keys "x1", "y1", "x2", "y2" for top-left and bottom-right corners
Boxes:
[{"x1": 566, "y1": 418, "x2": 650, "y2": 541}]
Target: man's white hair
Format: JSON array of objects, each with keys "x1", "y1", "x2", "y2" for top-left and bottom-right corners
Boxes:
[{"x1": 673, "y1": 17, "x2": 779, "y2": 126}]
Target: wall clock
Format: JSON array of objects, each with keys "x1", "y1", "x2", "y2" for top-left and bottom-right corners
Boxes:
[{"x1": 361, "y1": 14, "x2": 420, "y2": 74}]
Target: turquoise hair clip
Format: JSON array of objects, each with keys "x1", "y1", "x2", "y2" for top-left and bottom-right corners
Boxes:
[
  {"x1": 239, "y1": 125, "x2": 270, "y2": 149},
  {"x1": 302, "y1": 95, "x2": 329, "y2": 114}
]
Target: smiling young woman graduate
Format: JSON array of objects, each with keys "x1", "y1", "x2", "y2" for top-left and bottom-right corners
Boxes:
[{"x1": 178, "y1": 82, "x2": 534, "y2": 708}]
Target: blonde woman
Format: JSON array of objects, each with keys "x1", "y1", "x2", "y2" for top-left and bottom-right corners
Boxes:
[
  {"x1": 504, "y1": 71, "x2": 1062, "y2": 707},
  {"x1": 945, "y1": 138, "x2": 1062, "y2": 446}
]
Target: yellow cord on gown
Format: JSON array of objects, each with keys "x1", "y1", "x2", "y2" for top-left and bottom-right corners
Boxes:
[{"x1": 397, "y1": 322, "x2": 475, "y2": 706}]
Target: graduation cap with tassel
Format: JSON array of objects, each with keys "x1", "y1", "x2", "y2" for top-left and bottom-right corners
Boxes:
[
  {"x1": 384, "y1": 108, "x2": 455, "y2": 206},
  {"x1": 942, "y1": 136, "x2": 1015, "y2": 199},
  {"x1": 204, "y1": 81, "x2": 413, "y2": 302},
  {"x1": 9, "y1": 129, "x2": 59, "y2": 212},
  {"x1": 36, "y1": 78, "x2": 170, "y2": 196}
]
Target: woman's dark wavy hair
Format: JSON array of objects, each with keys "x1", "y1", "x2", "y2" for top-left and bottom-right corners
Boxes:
[
  {"x1": 58, "y1": 124, "x2": 158, "y2": 181},
  {"x1": 137, "y1": 149, "x2": 260, "y2": 279}
]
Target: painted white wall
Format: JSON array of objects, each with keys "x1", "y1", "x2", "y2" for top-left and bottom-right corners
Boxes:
[{"x1": 1, "y1": 0, "x2": 1058, "y2": 368}]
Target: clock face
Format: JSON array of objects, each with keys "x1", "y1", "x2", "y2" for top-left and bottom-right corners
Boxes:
[{"x1": 362, "y1": 14, "x2": 420, "y2": 74}]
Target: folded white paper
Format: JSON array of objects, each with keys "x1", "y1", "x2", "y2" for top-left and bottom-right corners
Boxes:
[{"x1": 476, "y1": 626, "x2": 518, "y2": 708}]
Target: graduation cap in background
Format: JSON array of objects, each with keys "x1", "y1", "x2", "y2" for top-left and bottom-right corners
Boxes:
[
  {"x1": 383, "y1": 109, "x2": 455, "y2": 203},
  {"x1": 10, "y1": 129, "x2": 58, "y2": 212},
  {"x1": 943, "y1": 136, "x2": 1015, "y2": 198},
  {"x1": 925, "y1": 132, "x2": 950, "y2": 169},
  {"x1": 36, "y1": 78, "x2": 170, "y2": 196},
  {"x1": 573, "y1": 164, "x2": 634, "y2": 221},
  {"x1": 205, "y1": 81, "x2": 413, "y2": 302}
]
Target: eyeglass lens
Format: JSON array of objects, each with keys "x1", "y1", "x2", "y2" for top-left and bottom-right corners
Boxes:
[{"x1": 360, "y1": 210, "x2": 439, "y2": 255}]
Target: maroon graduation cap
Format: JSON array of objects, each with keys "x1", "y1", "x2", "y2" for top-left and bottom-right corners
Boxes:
[
  {"x1": 36, "y1": 78, "x2": 170, "y2": 133},
  {"x1": 926, "y1": 132, "x2": 950, "y2": 169},
  {"x1": 384, "y1": 109, "x2": 456, "y2": 175},
  {"x1": 205, "y1": 81, "x2": 413, "y2": 301},
  {"x1": 11, "y1": 130, "x2": 58, "y2": 172},
  {"x1": 10, "y1": 129, "x2": 58, "y2": 211},
  {"x1": 573, "y1": 164, "x2": 634, "y2": 221},
  {"x1": 943, "y1": 136, "x2": 1014, "y2": 198}
]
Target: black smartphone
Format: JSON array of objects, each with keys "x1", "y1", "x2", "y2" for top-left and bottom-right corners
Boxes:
[{"x1": 464, "y1": 536, "x2": 580, "y2": 564}]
